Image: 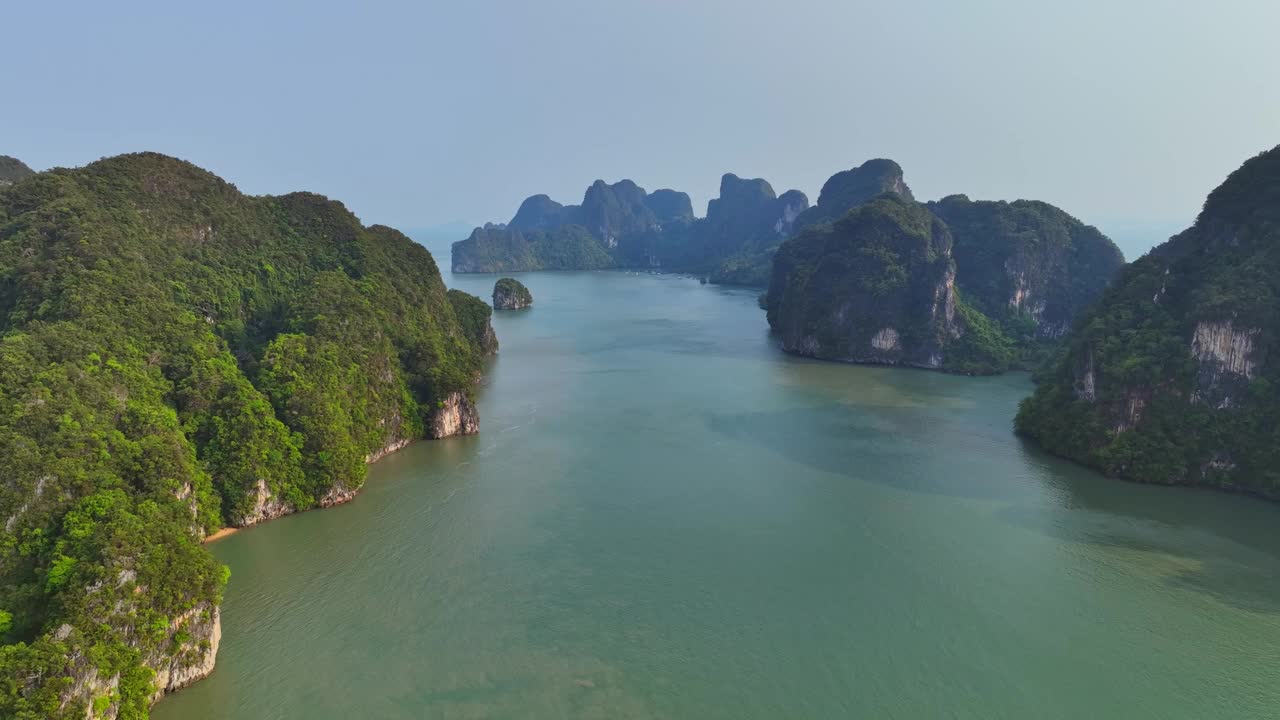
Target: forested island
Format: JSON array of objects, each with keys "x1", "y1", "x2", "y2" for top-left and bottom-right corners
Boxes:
[
  {"x1": 0, "y1": 154, "x2": 496, "y2": 718},
  {"x1": 454, "y1": 159, "x2": 1125, "y2": 374},
  {"x1": 766, "y1": 191, "x2": 1125, "y2": 374},
  {"x1": 1017, "y1": 145, "x2": 1280, "y2": 498},
  {"x1": 451, "y1": 159, "x2": 912, "y2": 283}
]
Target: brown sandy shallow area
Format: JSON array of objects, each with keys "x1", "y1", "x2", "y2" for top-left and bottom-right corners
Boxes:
[{"x1": 202, "y1": 527, "x2": 240, "y2": 544}]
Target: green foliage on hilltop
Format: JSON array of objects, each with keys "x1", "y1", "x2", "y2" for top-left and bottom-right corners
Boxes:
[
  {"x1": 0, "y1": 156, "x2": 34, "y2": 186},
  {"x1": 488, "y1": 275, "x2": 529, "y2": 301},
  {"x1": 448, "y1": 289, "x2": 498, "y2": 355},
  {"x1": 766, "y1": 195, "x2": 967, "y2": 368},
  {"x1": 793, "y1": 158, "x2": 913, "y2": 230},
  {"x1": 943, "y1": 294, "x2": 1017, "y2": 375},
  {"x1": 1016, "y1": 146, "x2": 1280, "y2": 498},
  {"x1": 767, "y1": 196, "x2": 1019, "y2": 376},
  {"x1": 928, "y1": 194, "x2": 1124, "y2": 347},
  {"x1": 706, "y1": 161, "x2": 910, "y2": 285},
  {"x1": 0, "y1": 152, "x2": 491, "y2": 716}
]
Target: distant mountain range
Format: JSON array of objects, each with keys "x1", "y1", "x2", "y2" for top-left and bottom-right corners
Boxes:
[
  {"x1": 454, "y1": 159, "x2": 1127, "y2": 374},
  {"x1": 451, "y1": 159, "x2": 912, "y2": 285}
]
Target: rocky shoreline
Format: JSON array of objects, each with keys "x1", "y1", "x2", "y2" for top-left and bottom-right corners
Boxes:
[{"x1": 163, "y1": 391, "x2": 480, "y2": 709}]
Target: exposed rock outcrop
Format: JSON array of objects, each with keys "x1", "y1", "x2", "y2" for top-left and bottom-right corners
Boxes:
[
  {"x1": 237, "y1": 477, "x2": 295, "y2": 527},
  {"x1": 774, "y1": 190, "x2": 809, "y2": 237},
  {"x1": 927, "y1": 194, "x2": 1125, "y2": 340},
  {"x1": 57, "y1": 596, "x2": 222, "y2": 718},
  {"x1": 1016, "y1": 144, "x2": 1280, "y2": 499},
  {"x1": 579, "y1": 179, "x2": 659, "y2": 245},
  {"x1": 1190, "y1": 321, "x2": 1259, "y2": 407},
  {"x1": 148, "y1": 605, "x2": 222, "y2": 702},
  {"x1": 427, "y1": 391, "x2": 480, "y2": 438}
]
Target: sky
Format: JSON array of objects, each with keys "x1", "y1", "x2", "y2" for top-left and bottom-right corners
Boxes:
[{"x1": 4, "y1": 0, "x2": 1279, "y2": 257}]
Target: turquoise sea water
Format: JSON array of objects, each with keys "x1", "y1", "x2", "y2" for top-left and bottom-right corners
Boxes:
[{"x1": 154, "y1": 264, "x2": 1280, "y2": 720}]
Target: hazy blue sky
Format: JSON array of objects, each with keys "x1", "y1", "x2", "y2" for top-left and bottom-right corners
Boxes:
[{"x1": 4, "y1": 0, "x2": 1278, "y2": 255}]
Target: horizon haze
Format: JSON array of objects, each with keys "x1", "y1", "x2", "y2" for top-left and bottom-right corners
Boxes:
[{"x1": 4, "y1": 0, "x2": 1278, "y2": 258}]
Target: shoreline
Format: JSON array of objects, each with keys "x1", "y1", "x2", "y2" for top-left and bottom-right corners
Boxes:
[
  {"x1": 198, "y1": 438, "x2": 421, "y2": 546},
  {"x1": 202, "y1": 526, "x2": 240, "y2": 544},
  {"x1": 164, "y1": 417, "x2": 480, "y2": 709}
]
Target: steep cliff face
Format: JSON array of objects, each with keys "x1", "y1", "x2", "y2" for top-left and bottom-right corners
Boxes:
[
  {"x1": 680, "y1": 174, "x2": 808, "y2": 280},
  {"x1": 427, "y1": 391, "x2": 481, "y2": 438},
  {"x1": 705, "y1": 174, "x2": 782, "y2": 231},
  {"x1": 578, "y1": 179, "x2": 660, "y2": 245},
  {"x1": 448, "y1": 288, "x2": 500, "y2": 354},
  {"x1": 0, "y1": 153, "x2": 494, "y2": 717},
  {"x1": 766, "y1": 196, "x2": 975, "y2": 369},
  {"x1": 1189, "y1": 321, "x2": 1259, "y2": 407},
  {"x1": 927, "y1": 195, "x2": 1125, "y2": 340},
  {"x1": 1016, "y1": 145, "x2": 1280, "y2": 498},
  {"x1": 703, "y1": 174, "x2": 808, "y2": 248},
  {"x1": 644, "y1": 188, "x2": 695, "y2": 224},
  {"x1": 774, "y1": 190, "x2": 809, "y2": 237},
  {"x1": 49, "y1": 582, "x2": 223, "y2": 719},
  {"x1": 237, "y1": 478, "x2": 295, "y2": 527}
]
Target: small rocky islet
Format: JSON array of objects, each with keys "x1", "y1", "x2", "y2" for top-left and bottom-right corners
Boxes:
[{"x1": 492, "y1": 278, "x2": 533, "y2": 310}]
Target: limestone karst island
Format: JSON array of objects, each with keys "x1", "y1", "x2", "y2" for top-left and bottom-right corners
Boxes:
[{"x1": 3, "y1": 3, "x2": 1279, "y2": 719}]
